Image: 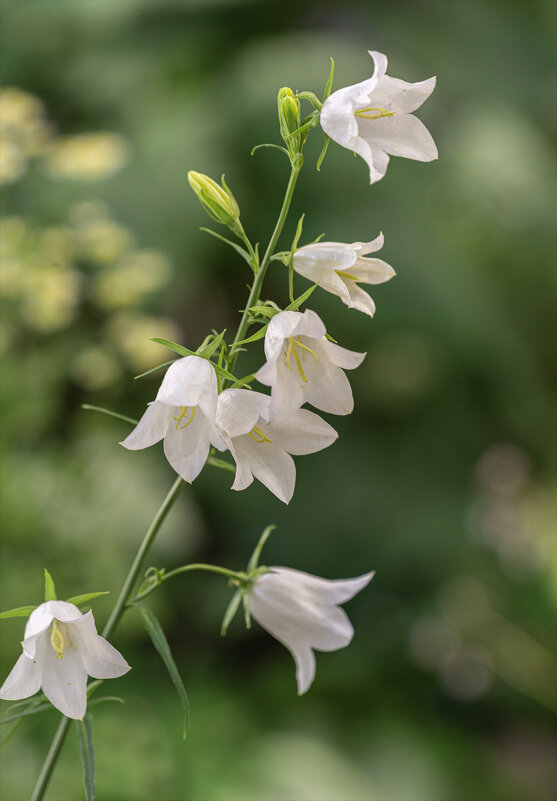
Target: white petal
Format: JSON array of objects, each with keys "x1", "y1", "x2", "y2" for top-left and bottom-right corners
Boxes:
[
  {"x1": 272, "y1": 568, "x2": 375, "y2": 606},
  {"x1": 69, "y1": 612, "x2": 131, "y2": 679},
  {"x1": 371, "y1": 75, "x2": 436, "y2": 114},
  {"x1": 341, "y1": 280, "x2": 376, "y2": 317},
  {"x1": 321, "y1": 340, "x2": 366, "y2": 370},
  {"x1": 0, "y1": 653, "x2": 41, "y2": 701},
  {"x1": 216, "y1": 389, "x2": 270, "y2": 437},
  {"x1": 362, "y1": 144, "x2": 390, "y2": 184},
  {"x1": 232, "y1": 436, "x2": 295, "y2": 503},
  {"x1": 292, "y1": 642, "x2": 316, "y2": 695},
  {"x1": 302, "y1": 365, "x2": 354, "y2": 416},
  {"x1": 163, "y1": 411, "x2": 211, "y2": 483},
  {"x1": 120, "y1": 401, "x2": 169, "y2": 451},
  {"x1": 358, "y1": 113, "x2": 438, "y2": 162},
  {"x1": 25, "y1": 601, "x2": 82, "y2": 639},
  {"x1": 353, "y1": 232, "x2": 384, "y2": 255},
  {"x1": 353, "y1": 257, "x2": 396, "y2": 285},
  {"x1": 156, "y1": 356, "x2": 218, "y2": 417},
  {"x1": 294, "y1": 242, "x2": 358, "y2": 271},
  {"x1": 263, "y1": 311, "x2": 304, "y2": 361},
  {"x1": 37, "y1": 635, "x2": 88, "y2": 720},
  {"x1": 267, "y1": 366, "x2": 305, "y2": 424},
  {"x1": 270, "y1": 409, "x2": 338, "y2": 455},
  {"x1": 228, "y1": 439, "x2": 254, "y2": 492}
]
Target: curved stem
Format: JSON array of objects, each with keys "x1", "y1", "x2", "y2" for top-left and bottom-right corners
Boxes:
[
  {"x1": 129, "y1": 563, "x2": 246, "y2": 605},
  {"x1": 227, "y1": 160, "x2": 302, "y2": 374}
]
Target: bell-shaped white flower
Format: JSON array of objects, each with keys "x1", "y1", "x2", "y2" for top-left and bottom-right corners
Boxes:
[
  {"x1": 249, "y1": 567, "x2": 374, "y2": 694},
  {"x1": 320, "y1": 50, "x2": 437, "y2": 184},
  {"x1": 293, "y1": 233, "x2": 395, "y2": 317},
  {"x1": 215, "y1": 388, "x2": 337, "y2": 504},
  {"x1": 0, "y1": 601, "x2": 130, "y2": 720},
  {"x1": 121, "y1": 355, "x2": 225, "y2": 483},
  {"x1": 255, "y1": 309, "x2": 365, "y2": 421}
]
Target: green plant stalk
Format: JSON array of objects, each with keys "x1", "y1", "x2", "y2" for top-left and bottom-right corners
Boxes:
[
  {"x1": 31, "y1": 153, "x2": 303, "y2": 801},
  {"x1": 227, "y1": 159, "x2": 302, "y2": 374},
  {"x1": 129, "y1": 563, "x2": 247, "y2": 605}
]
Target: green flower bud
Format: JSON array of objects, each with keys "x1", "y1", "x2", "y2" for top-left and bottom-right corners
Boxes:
[
  {"x1": 278, "y1": 87, "x2": 301, "y2": 157},
  {"x1": 187, "y1": 171, "x2": 241, "y2": 230}
]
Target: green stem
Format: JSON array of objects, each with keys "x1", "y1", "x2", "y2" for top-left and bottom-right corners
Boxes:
[
  {"x1": 31, "y1": 476, "x2": 185, "y2": 801},
  {"x1": 129, "y1": 563, "x2": 247, "y2": 604},
  {"x1": 228, "y1": 159, "x2": 302, "y2": 374}
]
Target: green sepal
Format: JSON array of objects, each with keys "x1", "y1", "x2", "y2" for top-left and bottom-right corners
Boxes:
[
  {"x1": 296, "y1": 91, "x2": 323, "y2": 110},
  {"x1": 81, "y1": 405, "x2": 138, "y2": 426},
  {"x1": 242, "y1": 594, "x2": 251, "y2": 630},
  {"x1": 87, "y1": 696, "x2": 125, "y2": 708},
  {"x1": 65, "y1": 592, "x2": 110, "y2": 606},
  {"x1": 0, "y1": 605, "x2": 36, "y2": 620},
  {"x1": 248, "y1": 305, "x2": 279, "y2": 319},
  {"x1": 284, "y1": 283, "x2": 318, "y2": 312},
  {"x1": 151, "y1": 339, "x2": 251, "y2": 388},
  {"x1": 316, "y1": 135, "x2": 330, "y2": 171},
  {"x1": 134, "y1": 360, "x2": 175, "y2": 380},
  {"x1": 247, "y1": 525, "x2": 276, "y2": 573},
  {"x1": 198, "y1": 330, "x2": 226, "y2": 359},
  {"x1": 251, "y1": 143, "x2": 290, "y2": 159},
  {"x1": 44, "y1": 569, "x2": 56, "y2": 602},
  {"x1": 220, "y1": 588, "x2": 242, "y2": 636},
  {"x1": 325, "y1": 332, "x2": 338, "y2": 344},
  {"x1": 291, "y1": 213, "x2": 305, "y2": 252},
  {"x1": 199, "y1": 228, "x2": 252, "y2": 267},
  {"x1": 137, "y1": 606, "x2": 190, "y2": 740},
  {"x1": 323, "y1": 57, "x2": 335, "y2": 100},
  {"x1": 75, "y1": 714, "x2": 96, "y2": 801},
  {"x1": 232, "y1": 327, "x2": 268, "y2": 347}
]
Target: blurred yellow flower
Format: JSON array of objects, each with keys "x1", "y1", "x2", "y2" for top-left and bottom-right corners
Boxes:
[
  {"x1": 69, "y1": 346, "x2": 123, "y2": 391},
  {"x1": 94, "y1": 250, "x2": 171, "y2": 309},
  {"x1": 21, "y1": 263, "x2": 81, "y2": 332},
  {"x1": 45, "y1": 133, "x2": 129, "y2": 181},
  {"x1": 0, "y1": 88, "x2": 54, "y2": 184},
  {"x1": 105, "y1": 312, "x2": 181, "y2": 372}
]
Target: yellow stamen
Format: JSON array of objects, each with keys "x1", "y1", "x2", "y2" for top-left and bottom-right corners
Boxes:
[
  {"x1": 354, "y1": 106, "x2": 395, "y2": 120},
  {"x1": 336, "y1": 270, "x2": 359, "y2": 281},
  {"x1": 173, "y1": 406, "x2": 196, "y2": 430},
  {"x1": 284, "y1": 337, "x2": 318, "y2": 383},
  {"x1": 50, "y1": 620, "x2": 74, "y2": 660},
  {"x1": 248, "y1": 425, "x2": 272, "y2": 447}
]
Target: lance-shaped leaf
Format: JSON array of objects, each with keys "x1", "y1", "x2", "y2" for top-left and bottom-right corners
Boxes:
[
  {"x1": 65, "y1": 592, "x2": 110, "y2": 607},
  {"x1": 284, "y1": 283, "x2": 318, "y2": 312},
  {"x1": 138, "y1": 606, "x2": 190, "y2": 740},
  {"x1": 198, "y1": 330, "x2": 226, "y2": 359},
  {"x1": 152, "y1": 339, "x2": 251, "y2": 388},
  {"x1": 0, "y1": 606, "x2": 36, "y2": 620},
  {"x1": 76, "y1": 714, "x2": 96, "y2": 801},
  {"x1": 44, "y1": 569, "x2": 56, "y2": 602}
]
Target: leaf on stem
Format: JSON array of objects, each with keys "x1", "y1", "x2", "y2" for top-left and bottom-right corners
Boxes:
[
  {"x1": 81, "y1": 405, "x2": 138, "y2": 427},
  {"x1": 247, "y1": 525, "x2": 276, "y2": 572},
  {"x1": 44, "y1": 569, "x2": 56, "y2": 602},
  {"x1": 232, "y1": 327, "x2": 268, "y2": 347},
  {"x1": 0, "y1": 605, "x2": 36, "y2": 619},
  {"x1": 284, "y1": 283, "x2": 318, "y2": 312},
  {"x1": 0, "y1": 719, "x2": 22, "y2": 749},
  {"x1": 65, "y1": 592, "x2": 110, "y2": 606},
  {"x1": 134, "y1": 360, "x2": 176, "y2": 380},
  {"x1": 76, "y1": 715, "x2": 96, "y2": 801},
  {"x1": 221, "y1": 589, "x2": 242, "y2": 636},
  {"x1": 198, "y1": 330, "x2": 226, "y2": 359},
  {"x1": 199, "y1": 228, "x2": 252, "y2": 266},
  {"x1": 250, "y1": 143, "x2": 290, "y2": 159},
  {"x1": 323, "y1": 57, "x2": 335, "y2": 100},
  {"x1": 316, "y1": 136, "x2": 330, "y2": 171},
  {"x1": 137, "y1": 606, "x2": 190, "y2": 740},
  {"x1": 152, "y1": 339, "x2": 251, "y2": 388}
]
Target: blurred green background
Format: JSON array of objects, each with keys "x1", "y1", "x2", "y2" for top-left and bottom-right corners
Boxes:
[{"x1": 1, "y1": 1, "x2": 556, "y2": 799}]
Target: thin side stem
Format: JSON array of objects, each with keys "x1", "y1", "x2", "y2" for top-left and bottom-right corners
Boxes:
[
  {"x1": 227, "y1": 160, "x2": 302, "y2": 374},
  {"x1": 129, "y1": 563, "x2": 246, "y2": 605}
]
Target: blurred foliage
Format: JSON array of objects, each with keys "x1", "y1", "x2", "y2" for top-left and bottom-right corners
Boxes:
[{"x1": 1, "y1": 1, "x2": 556, "y2": 799}]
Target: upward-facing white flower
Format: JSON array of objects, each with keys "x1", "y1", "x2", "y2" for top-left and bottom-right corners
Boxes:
[
  {"x1": 0, "y1": 601, "x2": 130, "y2": 720},
  {"x1": 121, "y1": 355, "x2": 225, "y2": 483},
  {"x1": 216, "y1": 388, "x2": 337, "y2": 504},
  {"x1": 255, "y1": 309, "x2": 365, "y2": 421},
  {"x1": 249, "y1": 568, "x2": 374, "y2": 694},
  {"x1": 293, "y1": 233, "x2": 395, "y2": 317},
  {"x1": 320, "y1": 50, "x2": 437, "y2": 184}
]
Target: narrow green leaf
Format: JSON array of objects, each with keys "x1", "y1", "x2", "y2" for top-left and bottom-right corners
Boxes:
[
  {"x1": 81, "y1": 405, "x2": 138, "y2": 427},
  {"x1": 296, "y1": 91, "x2": 323, "y2": 110},
  {"x1": 323, "y1": 57, "x2": 335, "y2": 100},
  {"x1": 0, "y1": 605, "x2": 36, "y2": 619},
  {"x1": 65, "y1": 592, "x2": 110, "y2": 606},
  {"x1": 232, "y1": 327, "x2": 268, "y2": 347},
  {"x1": 207, "y1": 456, "x2": 236, "y2": 474},
  {"x1": 76, "y1": 715, "x2": 96, "y2": 801},
  {"x1": 199, "y1": 228, "x2": 251, "y2": 264},
  {"x1": 247, "y1": 525, "x2": 276, "y2": 572},
  {"x1": 44, "y1": 569, "x2": 56, "y2": 602},
  {"x1": 138, "y1": 606, "x2": 190, "y2": 740},
  {"x1": 248, "y1": 305, "x2": 279, "y2": 319},
  {"x1": 150, "y1": 339, "x2": 196, "y2": 358},
  {"x1": 1, "y1": 700, "x2": 53, "y2": 725},
  {"x1": 221, "y1": 589, "x2": 242, "y2": 636},
  {"x1": 87, "y1": 696, "x2": 125, "y2": 708},
  {"x1": 285, "y1": 283, "x2": 318, "y2": 312},
  {"x1": 134, "y1": 360, "x2": 175, "y2": 380},
  {"x1": 316, "y1": 135, "x2": 330, "y2": 171},
  {"x1": 0, "y1": 719, "x2": 22, "y2": 749},
  {"x1": 291, "y1": 213, "x2": 305, "y2": 252}
]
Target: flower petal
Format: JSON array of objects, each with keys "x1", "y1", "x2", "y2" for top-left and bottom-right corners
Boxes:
[
  {"x1": 228, "y1": 439, "x2": 254, "y2": 492},
  {"x1": 353, "y1": 257, "x2": 396, "y2": 285},
  {"x1": 156, "y1": 356, "x2": 218, "y2": 417},
  {"x1": 371, "y1": 75, "x2": 436, "y2": 115},
  {"x1": 292, "y1": 642, "x2": 316, "y2": 695},
  {"x1": 340, "y1": 280, "x2": 376, "y2": 317},
  {"x1": 267, "y1": 366, "x2": 306, "y2": 423},
  {"x1": 270, "y1": 409, "x2": 338, "y2": 455},
  {"x1": 216, "y1": 389, "x2": 270, "y2": 437},
  {"x1": 353, "y1": 232, "x2": 384, "y2": 255},
  {"x1": 358, "y1": 113, "x2": 438, "y2": 162},
  {"x1": 24, "y1": 601, "x2": 82, "y2": 639},
  {"x1": 301, "y1": 365, "x2": 354, "y2": 416},
  {"x1": 294, "y1": 242, "x2": 358, "y2": 272},
  {"x1": 69, "y1": 612, "x2": 131, "y2": 679},
  {"x1": 0, "y1": 653, "x2": 41, "y2": 701},
  {"x1": 232, "y1": 436, "x2": 296, "y2": 503},
  {"x1": 321, "y1": 340, "x2": 366, "y2": 370},
  {"x1": 120, "y1": 401, "x2": 169, "y2": 451},
  {"x1": 37, "y1": 634, "x2": 88, "y2": 719},
  {"x1": 163, "y1": 410, "x2": 211, "y2": 483}
]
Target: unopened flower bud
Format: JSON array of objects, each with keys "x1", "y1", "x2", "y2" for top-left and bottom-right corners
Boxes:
[
  {"x1": 278, "y1": 87, "x2": 301, "y2": 157},
  {"x1": 187, "y1": 171, "x2": 241, "y2": 231}
]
